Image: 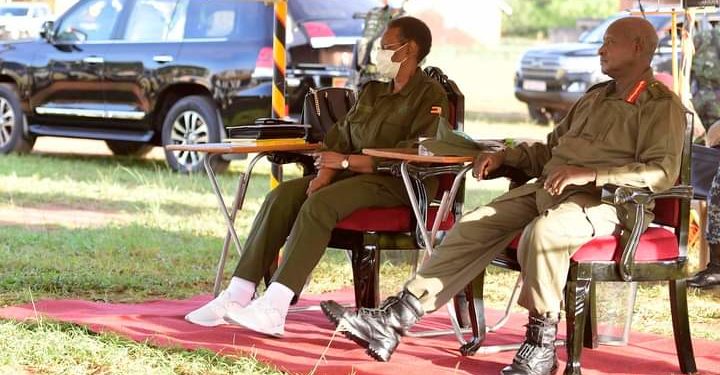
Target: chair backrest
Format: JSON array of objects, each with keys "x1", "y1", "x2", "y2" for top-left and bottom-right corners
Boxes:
[
  {"x1": 651, "y1": 111, "x2": 694, "y2": 254},
  {"x1": 422, "y1": 67, "x2": 465, "y2": 201},
  {"x1": 423, "y1": 66, "x2": 464, "y2": 132}
]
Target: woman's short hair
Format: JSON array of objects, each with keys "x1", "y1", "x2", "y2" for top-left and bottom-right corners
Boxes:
[{"x1": 387, "y1": 16, "x2": 432, "y2": 61}]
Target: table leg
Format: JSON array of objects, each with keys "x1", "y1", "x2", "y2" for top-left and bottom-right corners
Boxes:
[
  {"x1": 205, "y1": 152, "x2": 269, "y2": 296},
  {"x1": 400, "y1": 162, "x2": 433, "y2": 255}
]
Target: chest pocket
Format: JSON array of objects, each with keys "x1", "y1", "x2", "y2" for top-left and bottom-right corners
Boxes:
[
  {"x1": 383, "y1": 103, "x2": 411, "y2": 125},
  {"x1": 565, "y1": 100, "x2": 591, "y2": 138},
  {"x1": 566, "y1": 96, "x2": 619, "y2": 141},
  {"x1": 348, "y1": 104, "x2": 373, "y2": 125}
]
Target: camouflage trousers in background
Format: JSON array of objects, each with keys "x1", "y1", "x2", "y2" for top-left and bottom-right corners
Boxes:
[{"x1": 707, "y1": 165, "x2": 720, "y2": 244}]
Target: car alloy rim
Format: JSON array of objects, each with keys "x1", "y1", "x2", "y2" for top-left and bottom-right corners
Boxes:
[
  {"x1": 0, "y1": 97, "x2": 16, "y2": 148},
  {"x1": 169, "y1": 110, "x2": 209, "y2": 169}
]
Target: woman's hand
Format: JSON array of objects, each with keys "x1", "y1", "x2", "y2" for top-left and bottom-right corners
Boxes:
[
  {"x1": 314, "y1": 151, "x2": 347, "y2": 170},
  {"x1": 306, "y1": 170, "x2": 335, "y2": 195}
]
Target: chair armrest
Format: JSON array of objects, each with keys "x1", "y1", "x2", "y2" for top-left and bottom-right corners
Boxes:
[
  {"x1": 600, "y1": 184, "x2": 693, "y2": 281},
  {"x1": 266, "y1": 152, "x2": 316, "y2": 176}
]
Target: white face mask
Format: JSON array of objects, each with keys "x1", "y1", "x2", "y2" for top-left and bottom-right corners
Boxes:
[{"x1": 375, "y1": 43, "x2": 407, "y2": 80}]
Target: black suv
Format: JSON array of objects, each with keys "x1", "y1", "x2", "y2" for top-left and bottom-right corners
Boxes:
[
  {"x1": 514, "y1": 13, "x2": 674, "y2": 124},
  {"x1": 0, "y1": 0, "x2": 375, "y2": 172}
]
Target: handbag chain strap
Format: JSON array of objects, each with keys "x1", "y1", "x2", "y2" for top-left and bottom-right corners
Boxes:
[{"x1": 309, "y1": 87, "x2": 321, "y2": 116}]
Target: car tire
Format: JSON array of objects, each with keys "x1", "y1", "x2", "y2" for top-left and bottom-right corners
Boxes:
[
  {"x1": 527, "y1": 105, "x2": 549, "y2": 125},
  {"x1": 0, "y1": 83, "x2": 35, "y2": 154},
  {"x1": 105, "y1": 140, "x2": 153, "y2": 157},
  {"x1": 161, "y1": 95, "x2": 229, "y2": 174}
]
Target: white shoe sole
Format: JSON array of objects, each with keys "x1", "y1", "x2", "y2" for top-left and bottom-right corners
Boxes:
[
  {"x1": 185, "y1": 314, "x2": 228, "y2": 327},
  {"x1": 225, "y1": 313, "x2": 284, "y2": 337}
]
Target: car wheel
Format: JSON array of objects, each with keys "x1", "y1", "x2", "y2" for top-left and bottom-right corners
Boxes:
[
  {"x1": 161, "y1": 95, "x2": 229, "y2": 173},
  {"x1": 105, "y1": 140, "x2": 153, "y2": 157},
  {"x1": 0, "y1": 84, "x2": 35, "y2": 154},
  {"x1": 527, "y1": 105, "x2": 549, "y2": 125}
]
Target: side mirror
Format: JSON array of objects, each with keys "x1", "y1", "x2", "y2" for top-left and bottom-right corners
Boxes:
[{"x1": 39, "y1": 20, "x2": 54, "y2": 42}]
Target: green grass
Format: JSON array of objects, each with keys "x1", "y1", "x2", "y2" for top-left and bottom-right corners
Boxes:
[{"x1": 1, "y1": 36, "x2": 719, "y2": 374}]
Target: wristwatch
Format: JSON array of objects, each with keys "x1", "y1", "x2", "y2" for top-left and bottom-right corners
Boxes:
[{"x1": 340, "y1": 156, "x2": 350, "y2": 169}]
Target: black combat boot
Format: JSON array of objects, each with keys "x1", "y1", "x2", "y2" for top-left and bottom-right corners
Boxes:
[
  {"x1": 501, "y1": 313, "x2": 559, "y2": 375},
  {"x1": 321, "y1": 290, "x2": 424, "y2": 362},
  {"x1": 687, "y1": 244, "x2": 720, "y2": 289}
]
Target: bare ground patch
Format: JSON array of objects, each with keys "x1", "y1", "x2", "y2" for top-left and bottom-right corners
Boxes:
[{"x1": 0, "y1": 204, "x2": 129, "y2": 230}]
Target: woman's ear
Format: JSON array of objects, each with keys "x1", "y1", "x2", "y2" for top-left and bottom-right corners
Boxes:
[{"x1": 408, "y1": 40, "x2": 419, "y2": 60}]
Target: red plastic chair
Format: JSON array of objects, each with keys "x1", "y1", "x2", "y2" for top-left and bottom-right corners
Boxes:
[
  {"x1": 460, "y1": 112, "x2": 697, "y2": 374},
  {"x1": 327, "y1": 66, "x2": 467, "y2": 309}
]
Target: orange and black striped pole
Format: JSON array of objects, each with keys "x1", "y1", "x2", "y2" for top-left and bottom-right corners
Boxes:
[{"x1": 270, "y1": 0, "x2": 288, "y2": 187}]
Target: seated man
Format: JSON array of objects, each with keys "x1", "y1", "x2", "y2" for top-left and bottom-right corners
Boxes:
[
  {"x1": 185, "y1": 16, "x2": 449, "y2": 337},
  {"x1": 322, "y1": 17, "x2": 685, "y2": 375}
]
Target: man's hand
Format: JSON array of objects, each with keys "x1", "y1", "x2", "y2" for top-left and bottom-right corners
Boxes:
[
  {"x1": 306, "y1": 172, "x2": 333, "y2": 195},
  {"x1": 472, "y1": 151, "x2": 505, "y2": 181},
  {"x1": 543, "y1": 166, "x2": 597, "y2": 195},
  {"x1": 314, "y1": 151, "x2": 347, "y2": 170}
]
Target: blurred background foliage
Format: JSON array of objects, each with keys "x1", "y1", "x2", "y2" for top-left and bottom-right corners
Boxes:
[{"x1": 503, "y1": 0, "x2": 618, "y2": 36}]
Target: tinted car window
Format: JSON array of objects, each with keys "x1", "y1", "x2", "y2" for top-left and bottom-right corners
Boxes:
[
  {"x1": 56, "y1": 0, "x2": 123, "y2": 42},
  {"x1": 184, "y1": 0, "x2": 271, "y2": 41},
  {"x1": 289, "y1": 0, "x2": 379, "y2": 21},
  {"x1": 124, "y1": 0, "x2": 182, "y2": 41}
]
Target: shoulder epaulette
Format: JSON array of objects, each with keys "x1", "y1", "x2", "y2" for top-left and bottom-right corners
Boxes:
[
  {"x1": 645, "y1": 80, "x2": 674, "y2": 100},
  {"x1": 586, "y1": 80, "x2": 611, "y2": 93}
]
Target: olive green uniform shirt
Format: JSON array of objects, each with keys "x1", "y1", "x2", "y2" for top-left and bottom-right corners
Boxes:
[
  {"x1": 320, "y1": 67, "x2": 449, "y2": 166},
  {"x1": 500, "y1": 70, "x2": 686, "y2": 221}
]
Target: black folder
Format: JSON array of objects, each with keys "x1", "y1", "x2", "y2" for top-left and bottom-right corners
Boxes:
[{"x1": 227, "y1": 118, "x2": 310, "y2": 140}]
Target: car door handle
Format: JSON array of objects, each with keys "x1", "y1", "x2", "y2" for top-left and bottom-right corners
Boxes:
[
  {"x1": 153, "y1": 55, "x2": 174, "y2": 64},
  {"x1": 83, "y1": 56, "x2": 104, "y2": 64}
]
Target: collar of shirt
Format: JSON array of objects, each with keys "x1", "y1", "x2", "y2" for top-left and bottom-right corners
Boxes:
[
  {"x1": 603, "y1": 67, "x2": 655, "y2": 100},
  {"x1": 380, "y1": 67, "x2": 425, "y2": 98}
]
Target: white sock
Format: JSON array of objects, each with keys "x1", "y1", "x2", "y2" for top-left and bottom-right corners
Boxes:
[
  {"x1": 262, "y1": 282, "x2": 294, "y2": 317},
  {"x1": 226, "y1": 277, "x2": 256, "y2": 304}
]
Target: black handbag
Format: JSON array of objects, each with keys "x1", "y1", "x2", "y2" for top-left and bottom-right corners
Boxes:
[
  {"x1": 302, "y1": 87, "x2": 356, "y2": 143},
  {"x1": 691, "y1": 143, "x2": 720, "y2": 199}
]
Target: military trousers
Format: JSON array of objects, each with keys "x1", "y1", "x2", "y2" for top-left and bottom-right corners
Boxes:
[
  {"x1": 406, "y1": 191, "x2": 620, "y2": 316},
  {"x1": 233, "y1": 171, "x2": 436, "y2": 296}
]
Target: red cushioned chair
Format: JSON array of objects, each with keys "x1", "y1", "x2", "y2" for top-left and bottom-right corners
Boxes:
[
  {"x1": 327, "y1": 66, "x2": 466, "y2": 309},
  {"x1": 459, "y1": 112, "x2": 697, "y2": 375}
]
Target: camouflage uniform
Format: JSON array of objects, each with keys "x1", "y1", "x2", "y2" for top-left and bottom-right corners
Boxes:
[
  {"x1": 692, "y1": 26, "x2": 720, "y2": 128},
  {"x1": 707, "y1": 165, "x2": 720, "y2": 244}
]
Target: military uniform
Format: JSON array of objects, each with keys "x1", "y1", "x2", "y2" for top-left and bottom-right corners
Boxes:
[
  {"x1": 233, "y1": 68, "x2": 448, "y2": 296},
  {"x1": 691, "y1": 26, "x2": 720, "y2": 128},
  {"x1": 406, "y1": 69, "x2": 686, "y2": 315}
]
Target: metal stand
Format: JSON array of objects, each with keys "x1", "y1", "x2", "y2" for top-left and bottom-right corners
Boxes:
[{"x1": 204, "y1": 152, "x2": 270, "y2": 296}]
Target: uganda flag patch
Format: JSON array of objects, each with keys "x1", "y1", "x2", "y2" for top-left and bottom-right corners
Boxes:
[{"x1": 430, "y1": 106, "x2": 442, "y2": 115}]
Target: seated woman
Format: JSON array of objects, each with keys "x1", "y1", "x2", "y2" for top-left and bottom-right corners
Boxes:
[{"x1": 185, "y1": 16, "x2": 449, "y2": 337}]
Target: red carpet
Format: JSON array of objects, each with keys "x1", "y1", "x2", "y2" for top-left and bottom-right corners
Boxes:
[{"x1": 1, "y1": 290, "x2": 718, "y2": 375}]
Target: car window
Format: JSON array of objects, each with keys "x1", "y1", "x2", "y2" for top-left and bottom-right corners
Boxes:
[
  {"x1": 184, "y1": 0, "x2": 271, "y2": 41},
  {"x1": 0, "y1": 6, "x2": 29, "y2": 16},
  {"x1": 56, "y1": 0, "x2": 123, "y2": 42},
  {"x1": 289, "y1": 0, "x2": 379, "y2": 21},
  {"x1": 123, "y1": 0, "x2": 182, "y2": 41}
]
